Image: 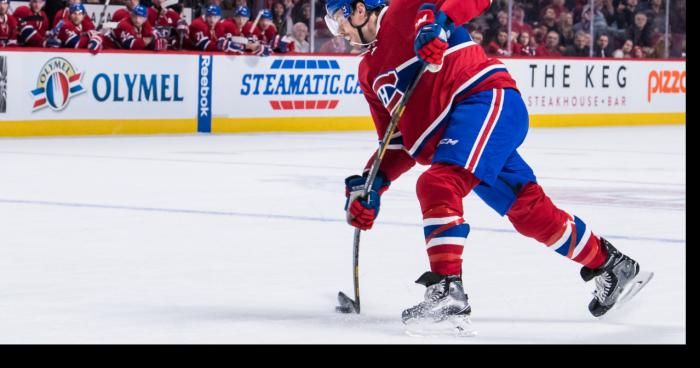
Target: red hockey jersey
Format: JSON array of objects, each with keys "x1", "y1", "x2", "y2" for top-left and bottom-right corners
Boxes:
[
  {"x1": 147, "y1": 6, "x2": 180, "y2": 37},
  {"x1": 359, "y1": 0, "x2": 518, "y2": 179},
  {"x1": 53, "y1": 7, "x2": 95, "y2": 29},
  {"x1": 0, "y1": 13, "x2": 17, "y2": 46},
  {"x1": 112, "y1": 18, "x2": 155, "y2": 50},
  {"x1": 57, "y1": 18, "x2": 95, "y2": 48},
  {"x1": 189, "y1": 17, "x2": 238, "y2": 51},
  {"x1": 13, "y1": 6, "x2": 48, "y2": 47}
]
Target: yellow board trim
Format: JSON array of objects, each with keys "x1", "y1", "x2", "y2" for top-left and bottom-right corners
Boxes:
[
  {"x1": 212, "y1": 116, "x2": 375, "y2": 133},
  {"x1": 0, "y1": 113, "x2": 684, "y2": 137},
  {"x1": 529, "y1": 113, "x2": 686, "y2": 127},
  {"x1": 0, "y1": 118, "x2": 196, "y2": 137}
]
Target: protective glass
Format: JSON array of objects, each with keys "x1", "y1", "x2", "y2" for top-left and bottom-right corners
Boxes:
[{"x1": 324, "y1": 10, "x2": 347, "y2": 37}]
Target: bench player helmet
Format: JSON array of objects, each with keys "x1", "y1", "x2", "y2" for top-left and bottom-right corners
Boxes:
[{"x1": 324, "y1": 0, "x2": 385, "y2": 45}]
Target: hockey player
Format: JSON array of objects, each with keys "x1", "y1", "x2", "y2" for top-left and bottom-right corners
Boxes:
[
  {"x1": 189, "y1": 4, "x2": 243, "y2": 53},
  {"x1": 230, "y1": 5, "x2": 261, "y2": 52},
  {"x1": 53, "y1": 0, "x2": 94, "y2": 30},
  {"x1": 148, "y1": 0, "x2": 185, "y2": 50},
  {"x1": 328, "y1": 0, "x2": 653, "y2": 328},
  {"x1": 0, "y1": 0, "x2": 18, "y2": 47},
  {"x1": 13, "y1": 0, "x2": 49, "y2": 47},
  {"x1": 56, "y1": 3, "x2": 95, "y2": 49},
  {"x1": 111, "y1": 0, "x2": 141, "y2": 23},
  {"x1": 112, "y1": 5, "x2": 163, "y2": 50},
  {"x1": 255, "y1": 9, "x2": 278, "y2": 46}
]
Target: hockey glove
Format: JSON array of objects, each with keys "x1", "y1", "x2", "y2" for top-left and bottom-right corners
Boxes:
[
  {"x1": 87, "y1": 34, "x2": 103, "y2": 55},
  {"x1": 414, "y1": 3, "x2": 454, "y2": 72},
  {"x1": 344, "y1": 173, "x2": 390, "y2": 230}
]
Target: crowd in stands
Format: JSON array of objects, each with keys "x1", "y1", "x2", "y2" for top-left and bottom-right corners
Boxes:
[
  {"x1": 0, "y1": 0, "x2": 686, "y2": 58},
  {"x1": 470, "y1": 0, "x2": 686, "y2": 58}
]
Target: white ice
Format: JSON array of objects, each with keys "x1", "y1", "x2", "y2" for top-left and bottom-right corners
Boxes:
[{"x1": 0, "y1": 125, "x2": 685, "y2": 343}]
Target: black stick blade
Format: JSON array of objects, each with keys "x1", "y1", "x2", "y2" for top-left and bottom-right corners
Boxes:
[{"x1": 336, "y1": 291, "x2": 359, "y2": 314}]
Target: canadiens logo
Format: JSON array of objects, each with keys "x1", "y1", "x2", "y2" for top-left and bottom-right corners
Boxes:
[
  {"x1": 372, "y1": 70, "x2": 403, "y2": 115},
  {"x1": 31, "y1": 57, "x2": 86, "y2": 112}
]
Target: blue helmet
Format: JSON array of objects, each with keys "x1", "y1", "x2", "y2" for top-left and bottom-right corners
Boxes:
[
  {"x1": 260, "y1": 9, "x2": 272, "y2": 20},
  {"x1": 234, "y1": 6, "x2": 250, "y2": 18},
  {"x1": 69, "y1": 3, "x2": 86, "y2": 14},
  {"x1": 132, "y1": 4, "x2": 148, "y2": 18},
  {"x1": 325, "y1": 0, "x2": 385, "y2": 19},
  {"x1": 205, "y1": 4, "x2": 222, "y2": 17}
]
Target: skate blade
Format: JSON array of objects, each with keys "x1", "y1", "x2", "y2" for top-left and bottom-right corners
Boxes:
[
  {"x1": 616, "y1": 270, "x2": 654, "y2": 306},
  {"x1": 404, "y1": 315, "x2": 477, "y2": 338},
  {"x1": 600, "y1": 270, "x2": 654, "y2": 318}
]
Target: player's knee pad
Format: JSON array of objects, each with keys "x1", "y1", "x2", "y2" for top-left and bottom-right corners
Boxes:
[
  {"x1": 506, "y1": 182, "x2": 569, "y2": 242},
  {"x1": 473, "y1": 170, "x2": 536, "y2": 216},
  {"x1": 416, "y1": 163, "x2": 479, "y2": 215}
]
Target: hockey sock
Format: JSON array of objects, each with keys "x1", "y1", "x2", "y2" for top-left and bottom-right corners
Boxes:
[
  {"x1": 417, "y1": 163, "x2": 479, "y2": 276},
  {"x1": 506, "y1": 183, "x2": 608, "y2": 269}
]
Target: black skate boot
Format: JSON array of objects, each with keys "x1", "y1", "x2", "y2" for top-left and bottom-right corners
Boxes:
[
  {"x1": 580, "y1": 238, "x2": 654, "y2": 317},
  {"x1": 401, "y1": 272, "x2": 475, "y2": 336}
]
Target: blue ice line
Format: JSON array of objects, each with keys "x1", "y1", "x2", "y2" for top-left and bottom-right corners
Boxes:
[{"x1": 0, "y1": 199, "x2": 685, "y2": 245}]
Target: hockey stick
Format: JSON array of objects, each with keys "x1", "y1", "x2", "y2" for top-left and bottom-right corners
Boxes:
[
  {"x1": 248, "y1": 10, "x2": 263, "y2": 35},
  {"x1": 95, "y1": 0, "x2": 112, "y2": 31},
  {"x1": 336, "y1": 62, "x2": 429, "y2": 314}
]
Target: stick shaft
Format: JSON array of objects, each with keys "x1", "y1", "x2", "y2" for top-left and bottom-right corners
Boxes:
[{"x1": 350, "y1": 63, "x2": 428, "y2": 312}]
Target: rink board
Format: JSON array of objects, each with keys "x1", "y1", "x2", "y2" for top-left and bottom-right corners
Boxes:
[{"x1": 0, "y1": 49, "x2": 686, "y2": 136}]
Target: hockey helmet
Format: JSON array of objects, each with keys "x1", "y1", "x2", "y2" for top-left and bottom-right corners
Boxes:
[
  {"x1": 206, "y1": 4, "x2": 222, "y2": 17},
  {"x1": 324, "y1": 0, "x2": 385, "y2": 37},
  {"x1": 234, "y1": 6, "x2": 250, "y2": 18},
  {"x1": 69, "y1": 3, "x2": 86, "y2": 14},
  {"x1": 132, "y1": 5, "x2": 148, "y2": 18},
  {"x1": 261, "y1": 9, "x2": 273, "y2": 20}
]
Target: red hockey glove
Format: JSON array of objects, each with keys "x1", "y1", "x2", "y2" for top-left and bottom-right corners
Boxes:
[
  {"x1": 414, "y1": 3, "x2": 454, "y2": 72},
  {"x1": 344, "y1": 173, "x2": 390, "y2": 231}
]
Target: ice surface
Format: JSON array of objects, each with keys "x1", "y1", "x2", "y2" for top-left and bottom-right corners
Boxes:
[{"x1": 0, "y1": 126, "x2": 685, "y2": 343}]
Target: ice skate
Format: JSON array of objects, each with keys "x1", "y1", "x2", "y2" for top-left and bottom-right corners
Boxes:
[
  {"x1": 580, "y1": 238, "x2": 654, "y2": 317},
  {"x1": 402, "y1": 272, "x2": 476, "y2": 337}
]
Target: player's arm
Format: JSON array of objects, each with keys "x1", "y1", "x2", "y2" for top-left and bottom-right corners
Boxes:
[
  {"x1": 344, "y1": 84, "x2": 416, "y2": 231},
  {"x1": 414, "y1": 0, "x2": 492, "y2": 70},
  {"x1": 438, "y1": 0, "x2": 493, "y2": 27}
]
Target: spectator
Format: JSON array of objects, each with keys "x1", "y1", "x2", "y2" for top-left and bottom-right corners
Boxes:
[
  {"x1": 0, "y1": 0, "x2": 18, "y2": 47},
  {"x1": 574, "y1": 4, "x2": 608, "y2": 37},
  {"x1": 511, "y1": 5, "x2": 534, "y2": 36},
  {"x1": 615, "y1": 0, "x2": 646, "y2": 31},
  {"x1": 632, "y1": 44, "x2": 644, "y2": 58},
  {"x1": 593, "y1": 33, "x2": 613, "y2": 57},
  {"x1": 290, "y1": 21, "x2": 309, "y2": 52},
  {"x1": 614, "y1": 38, "x2": 634, "y2": 58},
  {"x1": 646, "y1": 0, "x2": 666, "y2": 32},
  {"x1": 564, "y1": 30, "x2": 591, "y2": 56},
  {"x1": 550, "y1": 0, "x2": 568, "y2": 19},
  {"x1": 558, "y1": 11, "x2": 575, "y2": 47},
  {"x1": 539, "y1": 6, "x2": 558, "y2": 34},
  {"x1": 485, "y1": 10, "x2": 508, "y2": 45},
  {"x1": 532, "y1": 23, "x2": 548, "y2": 46},
  {"x1": 512, "y1": 31, "x2": 536, "y2": 56},
  {"x1": 486, "y1": 28, "x2": 510, "y2": 56},
  {"x1": 319, "y1": 35, "x2": 350, "y2": 53},
  {"x1": 272, "y1": 0, "x2": 291, "y2": 36},
  {"x1": 627, "y1": 11, "x2": 653, "y2": 48},
  {"x1": 536, "y1": 30, "x2": 562, "y2": 57},
  {"x1": 470, "y1": 28, "x2": 484, "y2": 45}
]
